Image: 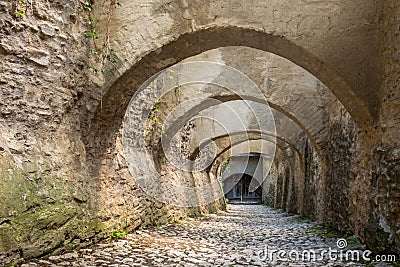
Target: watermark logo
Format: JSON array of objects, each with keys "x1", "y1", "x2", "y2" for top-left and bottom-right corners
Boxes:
[
  {"x1": 122, "y1": 61, "x2": 276, "y2": 207},
  {"x1": 257, "y1": 238, "x2": 397, "y2": 263},
  {"x1": 336, "y1": 238, "x2": 347, "y2": 249}
]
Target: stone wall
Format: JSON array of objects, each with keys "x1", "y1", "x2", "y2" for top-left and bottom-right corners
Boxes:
[
  {"x1": 264, "y1": 136, "x2": 321, "y2": 220},
  {"x1": 363, "y1": 0, "x2": 400, "y2": 254},
  {"x1": 301, "y1": 139, "x2": 319, "y2": 220},
  {"x1": 0, "y1": 0, "x2": 99, "y2": 263},
  {"x1": 366, "y1": 143, "x2": 400, "y2": 254},
  {"x1": 261, "y1": 101, "x2": 357, "y2": 230},
  {"x1": 323, "y1": 103, "x2": 357, "y2": 233},
  {"x1": 0, "y1": 1, "x2": 222, "y2": 264},
  {"x1": 378, "y1": 0, "x2": 400, "y2": 144},
  {"x1": 262, "y1": 162, "x2": 276, "y2": 207},
  {"x1": 262, "y1": 150, "x2": 296, "y2": 212}
]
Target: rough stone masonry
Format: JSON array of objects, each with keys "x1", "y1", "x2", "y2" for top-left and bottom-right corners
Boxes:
[{"x1": 0, "y1": 0, "x2": 399, "y2": 265}]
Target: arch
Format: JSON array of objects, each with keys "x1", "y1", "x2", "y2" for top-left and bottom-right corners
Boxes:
[
  {"x1": 87, "y1": 26, "x2": 373, "y2": 163},
  {"x1": 204, "y1": 133, "x2": 301, "y2": 178},
  {"x1": 154, "y1": 92, "x2": 325, "y2": 165},
  {"x1": 207, "y1": 133, "x2": 305, "y2": 174},
  {"x1": 211, "y1": 139, "x2": 298, "y2": 192}
]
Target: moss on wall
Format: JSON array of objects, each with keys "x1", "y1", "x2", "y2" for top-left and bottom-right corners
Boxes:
[{"x1": 0, "y1": 155, "x2": 104, "y2": 264}]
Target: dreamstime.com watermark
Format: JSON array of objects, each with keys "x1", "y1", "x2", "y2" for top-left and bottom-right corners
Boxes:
[
  {"x1": 257, "y1": 238, "x2": 397, "y2": 263},
  {"x1": 122, "y1": 61, "x2": 276, "y2": 207}
]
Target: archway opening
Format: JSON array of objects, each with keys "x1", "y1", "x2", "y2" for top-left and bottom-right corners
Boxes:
[
  {"x1": 225, "y1": 174, "x2": 263, "y2": 204},
  {"x1": 87, "y1": 32, "x2": 362, "y2": 248}
]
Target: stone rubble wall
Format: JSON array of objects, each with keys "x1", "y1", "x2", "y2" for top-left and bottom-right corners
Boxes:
[
  {"x1": 262, "y1": 100, "x2": 357, "y2": 231},
  {"x1": 0, "y1": 0, "x2": 100, "y2": 263},
  {"x1": 363, "y1": 0, "x2": 400, "y2": 254},
  {"x1": 0, "y1": 1, "x2": 220, "y2": 264},
  {"x1": 262, "y1": 162, "x2": 276, "y2": 207},
  {"x1": 323, "y1": 102, "x2": 357, "y2": 233}
]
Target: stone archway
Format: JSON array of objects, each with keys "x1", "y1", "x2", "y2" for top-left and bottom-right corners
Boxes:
[{"x1": 86, "y1": 26, "x2": 373, "y2": 158}]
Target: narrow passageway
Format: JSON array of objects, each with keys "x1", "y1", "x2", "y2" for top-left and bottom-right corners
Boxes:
[
  {"x1": 1, "y1": 0, "x2": 399, "y2": 264},
  {"x1": 22, "y1": 205, "x2": 378, "y2": 267}
]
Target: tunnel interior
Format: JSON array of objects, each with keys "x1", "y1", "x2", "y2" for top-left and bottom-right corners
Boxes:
[
  {"x1": 0, "y1": 2, "x2": 399, "y2": 263},
  {"x1": 107, "y1": 44, "x2": 396, "y2": 255}
]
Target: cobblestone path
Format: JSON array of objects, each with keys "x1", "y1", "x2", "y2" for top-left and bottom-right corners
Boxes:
[{"x1": 22, "y1": 205, "x2": 392, "y2": 266}]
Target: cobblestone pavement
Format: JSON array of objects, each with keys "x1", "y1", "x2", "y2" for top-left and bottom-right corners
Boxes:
[{"x1": 22, "y1": 205, "x2": 393, "y2": 267}]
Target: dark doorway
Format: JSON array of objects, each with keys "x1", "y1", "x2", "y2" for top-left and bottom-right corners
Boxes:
[{"x1": 225, "y1": 174, "x2": 262, "y2": 204}]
